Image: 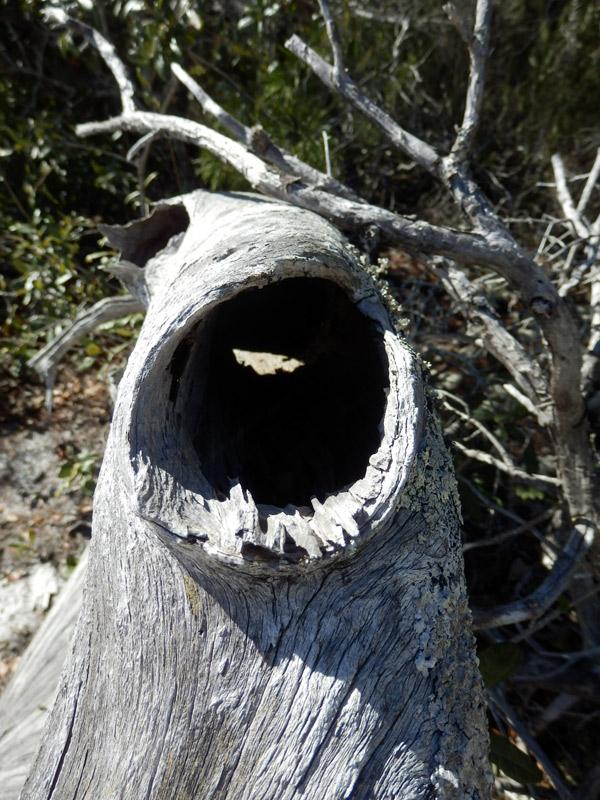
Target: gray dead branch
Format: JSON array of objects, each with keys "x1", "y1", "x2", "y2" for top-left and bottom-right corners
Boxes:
[
  {"x1": 0, "y1": 551, "x2": 87, "y2": 798},
  {"x1": 46, "y1": 1, "x2": 600, "y2": 578},
  {"x1": 27, "y1": 295, "x2": 144, "y2": 410}
]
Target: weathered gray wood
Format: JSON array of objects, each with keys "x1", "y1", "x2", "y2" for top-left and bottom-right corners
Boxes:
[
  {"x1": 0, "y1": 550, "x2": 87, "y2": 799},
  {"x1": 19, "y1": 191, "x2": 492, "y2": 799}
]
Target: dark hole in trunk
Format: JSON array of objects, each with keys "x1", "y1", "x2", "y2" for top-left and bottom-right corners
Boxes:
[{"x1": 192, "y1": 278, "x2": 388, "y2": 508}]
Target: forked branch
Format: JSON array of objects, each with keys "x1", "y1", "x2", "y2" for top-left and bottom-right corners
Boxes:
[
  {"x1": 285, "y1": 1, "x2": 599, "y2": 567},
  {"x1": 43, "y1": 5, "x2": 600, "y2": 578}
]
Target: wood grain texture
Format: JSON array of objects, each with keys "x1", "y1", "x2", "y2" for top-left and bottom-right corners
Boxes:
[
  {"x1": 0, "y1": 551, "x2": 87, "y2": 799},
  {"x1": 17, "y1": 192, "x2": 491, "y2": 799}
]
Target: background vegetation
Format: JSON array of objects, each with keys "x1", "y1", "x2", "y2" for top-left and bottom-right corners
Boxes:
[{"x1": 1, "y1": 0, "x2": 600, "y2": 796}]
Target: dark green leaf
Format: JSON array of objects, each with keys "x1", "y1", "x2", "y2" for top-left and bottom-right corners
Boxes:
[
  {"x1": 489, "y1": 732, "x2": 543, "y2": 785},
  {"x1": 58, "y1": 463, "x2": 76, "y2": 479},
  {"x1": 478, "y1": 643, "x2": 523, "y2": 687}
]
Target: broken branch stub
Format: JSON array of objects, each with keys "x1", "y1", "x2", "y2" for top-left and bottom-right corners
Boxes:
[{"x1": 22, "y1": 191, "x2": 491, "y2": 799}]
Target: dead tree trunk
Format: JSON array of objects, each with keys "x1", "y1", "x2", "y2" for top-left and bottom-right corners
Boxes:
[{"x1": 20, "y1": 191, "x2": 491, "y2": 799}]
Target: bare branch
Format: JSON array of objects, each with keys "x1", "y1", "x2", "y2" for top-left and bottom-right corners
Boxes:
[
  {"x1": 440, "y1": 389, "x2": 515, "y2": 460},
  {"x1": 317, "y1": 0, "x2": 345, "y2": 75},
  {"x1": 552, "y1": 153, "x2": 588, "y2": 239},
  {"x1": 127, "y1": 131, "x2": 160, "y2": 162},
  {"x1": 450, "y1": 0, "x2": 493, "y2": 164},
  {"x1": 577, "y1": 145, "x2": 600, "y2": 215},
  {"x1": 488, "y1": 688, "x2": 578, "y2": 800},
  {"x1": 286, "y1": 5, "x2": 587, "y2": 445},
  {"x1": 550, "y1": 155, "x2": 600, "y2": 398},
  {"x1": 285, "y1": 34, "x2": 440, "y2": 176},
  {"x1": 52, "y1": 7, "x2": 589, "y2": 470},
  {"x1": 134, "y1": 76, "x2": 180, "y2": 216},
  {"x1": 288, "y1": 12, "x2": 505, "y2": 238},
  {"x1": 27, "y1": 294, "x2": 144, "y2": 410},
  {"x1": 443, "y1": 3, "x2": 471, "y2": 45},
  {"x1": 322, "y1": 130, "x2": 332, "y2": 176},
  {"x1": 462, "y1": 507, "x2": 556, "y2": 552},
  {"x1": 502, "y1": 383, "x2": 539, "y2": 417},
  {"x1": 171, "y1": 63, "x2": 249, "y2": 145},
  {"x1": 53, "y1": 9, "x2": 600, "y2": 576},
  {"x1": 471, "y1": 520, "x2": 595, "y2": 630},
  {"x1": 42, "y1": 8, "x2": 136, "y2": 115},
  {"x1": 452, "y1": 442, "x2": 560, "y2": 488},
  {"x1": 76, "y1": 111, "x2": 560, "y2": 310},
  {"x1": 513, "y1": 646, "x2": 600, "y2": 684},
  {"x1": 171, "y1": 63, "x2": 362, "y2": 203},
  {"x1": 459, "y1": 476, "x2": 551, "y2": 539},
  {"x1": 432, "y1": 260, "x2": 552, "y2": 418},
  {"x1": 284, "y1": 1, "x2": 588, "y2": 408},
  {"x1": 582, "y1": 267, "x2": 600, "y2": 394},
  {"x1": 285, "y1": 9, "x2": 594, "y2": 438}
]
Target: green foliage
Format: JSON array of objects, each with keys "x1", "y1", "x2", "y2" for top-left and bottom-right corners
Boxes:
[
  {"x1": 0, "y1": 0, "x2": 138, "y2": 383},
  {"x1": 478, "y1": 642, "x2": 524, "y2": 687},
  {"x1": 0, "y1": 210, "x2": 113, "y2": 377},
  {"x1": 56, "y1": 444, "x2": 99, "y2": 498},
  {"x1": 489, "y1": 731, "x2": 544, "y2": 785}
]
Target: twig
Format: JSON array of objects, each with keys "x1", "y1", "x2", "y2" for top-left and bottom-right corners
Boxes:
[
  {"x1": 322, "y1": 130, "x2": 332, "y2": 177},
  {"x1": 449, "y1": 0, "x2": 493, "y2": 164},
  {"x1": 550, "y1": 154, "x2": 600, "y2": 398},
  {"x1": 288, "y1": 6, "x2": 509, "y2": 240},
  {"x1": 443, "y1": 3, "x2": 471, "y2": 45},
  {"x1": 44, "y1": 7, "x2": 600, "y2": 575},
  {"x1": 317, "y1": 0, "x2": 344, "y2": 76},
  {"x1": 487, "y1": 687, "x2": 577, "y2": 800},
  {"x1": 432, "y1": 260, "x2": 552, "y2": 419},
  {"x1": 27, "y1": 294, "x2": 144, "y2": 410},
  {"x1": 513, "y1": 646, "x2": 600, "y2": 684},
  {"x1": 285, "y1": 33, "x2": 440, "y2": 175},
  {"x1": 551, "y1": 154, "x2": 588, "y2": 240},
  {"x1": 127, "y1": 131, "x2": 160, "y2": 163},
  {"x1": 576, "y1": 146, "x2": 600, "y2": 215},
  {"x1": 536, "y1": 219, "x2": 558, "y2": 261},
  {"x1": 459, "y1": 476, "x2": 547, "y2": 534},
  {"x1": 133, "y1": 76, "x2": 179, "y2": 216},
  {"x1": 57, "y1": 8, "x2": 578, "y2": 405},
  {"x1": 440, "y1": 389, "x2": 512, "y2": 459},
  {"x1": 77, "y1": 110, "x2": 566, "y2": 318},
  {"x1": 462, "y1": 506, "x2": 556, "y2": 552},
  {"x1": 42, "y1": 7, "x2": 135, "y2": 115},
  {"x1": 503, "y1": 383, "x2": 540, "y2": 418},
  {"x1": 582, "y1": 268, "x2": 600, "y2": 394},
  {"x1": 471, "y1": 520, "x2": 595, "y2": 630},
  {"x1": 171, "y1": 62, "x2": 248, "y2": 145},
  {"x1": 292, "y1": 6, "x2": 595, "y2": 520},
  {"x1": 452, "y1": 442, "x2": 560, "y2": 488},
  {"x1": 171, "y1": 62, "x2": 362, "y2": 203}
]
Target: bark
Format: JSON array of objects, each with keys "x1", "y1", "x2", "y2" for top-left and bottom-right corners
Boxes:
[{"x1": 18, "y1": 192, "x2": 491, "y2": 799}]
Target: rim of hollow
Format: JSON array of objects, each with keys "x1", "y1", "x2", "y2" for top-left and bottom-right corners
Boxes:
[{"x1": 123, "y1": 235, "x2": 423, "y2": 569}]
